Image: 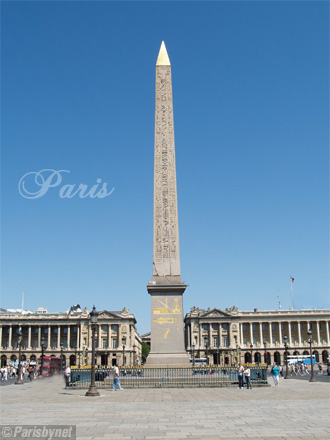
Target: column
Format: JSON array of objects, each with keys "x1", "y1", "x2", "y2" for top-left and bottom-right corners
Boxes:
[
  {"x1": 38, "y1": 326, "x2": 41, "y2": 349},
  {"x1": 98, "y1": 325, "x2": 102, "y2": 349},
  {"x1": 250, "y1": 323, "x2": 253, "y2": 345},
  {"x1": 326, "y1": 321, "x2": 330, "y2": 345},
  {"x1": 259, "y1": 322, "x2": 263, "y2": 345},
  {"x1": 288, "y1": 321, "x2": 292, "y2": 346},
  {"x1": 57, "y1": 326, "x2": 61, "y2": 348},
  {"x1": 316, "y1": 321, "x2": 320, "y2": 345},
  {"x1": 239, "y1": 323, "x2": 243, "y2": 346},
  {"x1": 8, "y1": 325, "x2": 12, "y2": 349},
  {"x1": 107, "y1": 324, "x2": 111, "y2": 349},
  {"x1": 269, "y1": 322, "x2": 273, "y2": 347},
  {"x1": 48, "y1": 325, "x2": 51, "y2": 349},
  {"x1": 278, "y1": 322, "x2": 282, "y2": 346},
  {"x1": 297, "y1": 321, "x2": 301, "y2": 345},
  {"x1": 219, "y1": 323, "x2": 222, "y2": 348},
  {"x1": 28, "y1": 326, "x2": 31, "y2": 349},
  {"x1": 67, "y1": 325, "x2": 70, "y2": 349},
  {"x1": 0, "y1": 326, "x2": 2, "y2": 348},
  {"x1": 77, "y1": 324, "x2": 80, "y2": 350}
]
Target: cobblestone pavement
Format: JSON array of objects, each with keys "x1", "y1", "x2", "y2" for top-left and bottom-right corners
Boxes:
[{"x1": 1, "y1": 376, "x2": 329, "y2": 440}]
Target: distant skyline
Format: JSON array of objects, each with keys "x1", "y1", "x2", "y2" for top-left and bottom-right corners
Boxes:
[{"x1": 1, "y1": 1, "x2": 329, "y2": 335}]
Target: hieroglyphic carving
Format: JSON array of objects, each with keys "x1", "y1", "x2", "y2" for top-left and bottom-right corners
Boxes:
[{"x1": 153, "y1": 64, "x2": 181, "y2": 276}]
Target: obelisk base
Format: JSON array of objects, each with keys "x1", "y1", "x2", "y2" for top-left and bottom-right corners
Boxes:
[{"x1": 146, "y1": 279, "x2": 190, "y2": 366}]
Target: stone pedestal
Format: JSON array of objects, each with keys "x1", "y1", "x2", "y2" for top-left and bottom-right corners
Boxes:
[{"x1": 146, "y1": 277, "x2": 190, "y2": 366}]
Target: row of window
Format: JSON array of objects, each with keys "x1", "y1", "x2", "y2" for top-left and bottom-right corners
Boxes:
[
  {"x1": 200, "y1": 322, "x2": 328, "y2": 333},
  {"x1": 1, "y1": 324, "x2": 120, "y2": 334}
]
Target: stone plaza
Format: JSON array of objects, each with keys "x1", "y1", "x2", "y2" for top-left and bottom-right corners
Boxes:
[{"x1": 1, "y1": 375, "x2": 329, "y2": 439}]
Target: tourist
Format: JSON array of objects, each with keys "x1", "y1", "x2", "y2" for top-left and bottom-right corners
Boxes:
[
  {"x1": 318, "y1": 363, "x2": 323, "y2": 375},
  {"x1": 271, "y1": 362, "x2": 280, "y2": 387},
  {"x1": 64, "y1": 365, "x2": 71, "y2": 387},
  {"x1": 244, "y1": 363, "x2": 252, "y2": 389},
  {"x1": 237, "y1": 363, "x2": 244, "y2": 389},
  {"x1": 112, "y1": 364, "x2": 123, "y2": 391}
]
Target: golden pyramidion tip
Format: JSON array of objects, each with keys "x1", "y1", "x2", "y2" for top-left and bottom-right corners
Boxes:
[{"x1": 156, "y1": 41, "x2": 171, "y2": 66}]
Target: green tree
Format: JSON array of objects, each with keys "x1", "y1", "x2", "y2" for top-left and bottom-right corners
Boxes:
[{"x1": 142, "y1": 342, "x2": 150, "y2": 363}]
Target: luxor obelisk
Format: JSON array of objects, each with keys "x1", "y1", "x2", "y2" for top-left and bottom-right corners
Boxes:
[{"x1": 146, "y1": 42, "x2": 190, "y2": 365}]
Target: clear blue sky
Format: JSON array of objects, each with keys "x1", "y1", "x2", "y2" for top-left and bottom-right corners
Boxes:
[{"x1": 1, "y1": 1, "x2": 329, "y2": 335}]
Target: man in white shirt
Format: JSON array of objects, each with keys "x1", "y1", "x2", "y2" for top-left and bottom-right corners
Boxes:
[
  {"x1": 112, "y1": 365, "x2": 123, "y2": 391},
  {"x1": 64, "y1": 365, "x2": 71, "y2": 387}
]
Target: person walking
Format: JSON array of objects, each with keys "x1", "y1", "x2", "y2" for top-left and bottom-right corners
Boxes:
[
  {"x1": 244, "y1": 363, "x2": 252, "y2": 389},
  {"x1": 237, "y1": 363, "x2": 244, "y2": 389},
  {"x1": 64, "y1": 365, "x2": 71, "y2": 388},
  {"x1": 271, "y1": 362, "x2": 280, "y2": 387},
  {"x1": 112, "y1": 364, "x2": 123, "y2": 391}
]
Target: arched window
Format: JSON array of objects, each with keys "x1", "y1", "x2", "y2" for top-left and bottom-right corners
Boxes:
[
  {"x1": 10, "y1": 355, "x2": 17, "y2": 362},
  {"x1": 322, "y1": 350, "x2": 329, "y2": 363},
  {"x1": 21, "y1": 355, "x2": 26, "y2": 361},
  {"x1": 254, "y1": 352, "x2": 261, "y2": 363},
  {"x1": 274, "y1": 352, "x2": 281, "y2": 365},
  {"x1": 1, "y1": 355, "x2": 7, "y2": 367},
  {"x1": 303, "y1": 351, "x2": 309, "y2": 356},
  {"x1": 30, "y1": 355, "x2": 36, "y2": 361},
  {"x1": 313, "y1": 351, "x2": 319, "y2": 362},
  {"x1": 245, "y1": 352, "x2": 251, "y2": 363},
  {"x1": 293, "y1": 351, "x2": 300, "y2": 356},
  {"x1": 265, "y1": 352, "x2": 271, "y2": 365},
  {"x1": 69, "y1": 355, "x2": 76, "y2": 366}
]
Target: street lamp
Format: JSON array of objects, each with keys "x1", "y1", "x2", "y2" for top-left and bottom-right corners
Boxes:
[
  {"x1": 250, "y1": 344, "x2": 253, "y2": 364},
  {"x1": 15, "y1": 329, "x2": 23, "y2": 385},
  {"x1": 192, "y1": 343, "x2": 195, "y2": 368},
  {"x1": 307, "y1": 329, "x2": 316, "y2": 382},
  {"x1": 236, "y1": 343, "x2": 240, "y2": 365},
  {"x1": 40, "y1": 336, "x2": 46, "y2": 376},
  {"x1": 122, "y1": 336, "x2": 126, "y2": 366},
  {"x1": 283, "y1": 335, "x2": 291, "y2": 379},
  {"x1": 263, "y1": 339, "x2": 267, "y2": 364},
  {"x1": 204, "y1": 336, "x2": 209, "y2": 364},
  {"x1": 60, "y1": 342, "x2": 64, "y2": 372},
  {"x1": 86, "y1": 306, "x2": 100, "y2": 396}
]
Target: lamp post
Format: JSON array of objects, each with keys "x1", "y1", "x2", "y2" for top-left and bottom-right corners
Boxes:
[
  {"x1": 283, "y1": 335, "x2": 291, "y2": 379},
  {"x1": 122, "y1": 336, "x2": 126, "y2": 366},
  {"x1": 86, "y1": 306, "x2": 100, "y2": 396},
  {"x1": 250, "y1": 344, "x2": 253, "y2": 364},
  {"x1": 60, "y1": 343, "x2": 64, "y2": 372},
  {"x1": 192, "y1": 343, "x2": 195, "y2": 368},
  {"x1": 204, "y1": 336, "x2": 209, "y2": 365},
  {"x1": 236, "y1": 343, "x2": 240, "y2": 365},
  {"x1": 133, "y1": 344, "x2": 136, "y2": 366},
  {"x1": 15, "y1": 330, "x2": 23, "y2": 385},
  {"x1": 307, "y1": 329, "x2": 316, "y2": 382},
  {"x1": 263, "y1": 339, "x2": 267, "y2": 364},
  {"x1": 40, "y1": 336, "x2": 46, "y2": 376}
]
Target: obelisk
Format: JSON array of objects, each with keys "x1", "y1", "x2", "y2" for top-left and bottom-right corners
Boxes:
[{"x1": 146, "y1": 41, "x2": 190, "y2": 365}]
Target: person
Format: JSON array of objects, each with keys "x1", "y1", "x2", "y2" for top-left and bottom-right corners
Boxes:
[
  {"x1": 28, "y1": 365, "x2": 34, "y2": 381},
  {"x1": 327, "y1": 362, "x2": 330, "y2": 376},
  {"x1": 112, "y1": 364, "x2": 123, "y2": 391},
  {"x1": 271, "y1": 362, "x2": 280, "y2": 387},
  {"x1": 279, "y1": 365, "x2": 283, "y2": 378},
  {"x1": 244, "y1": 363, "x2": 252, "y2": 389},
  {"x1": 64, "y1": 365, "x2": 71, "y2": 388},
  {"x1": 318, "y1": 363, "x2": 323, "y2": 375},
  {"x1": 237, "y1": 363, "x2": 244, "y2": 389}
]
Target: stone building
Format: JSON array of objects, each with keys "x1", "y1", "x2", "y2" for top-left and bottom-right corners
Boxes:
[
  {"x1": 0, "y1": 306, "x2": 142, "y2": 367},
  {"x1": 184, "y1": 306, "x2": 330, "y2": 365}
]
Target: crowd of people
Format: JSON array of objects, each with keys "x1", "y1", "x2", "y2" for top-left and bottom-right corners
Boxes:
[{"x1": 0, "y1": 364, "x2": 37, "y2": 381}]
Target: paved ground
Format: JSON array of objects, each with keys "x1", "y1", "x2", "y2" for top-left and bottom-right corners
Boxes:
[{"x1": 1, "y1": 375, "x2": 329, "y2": 440}]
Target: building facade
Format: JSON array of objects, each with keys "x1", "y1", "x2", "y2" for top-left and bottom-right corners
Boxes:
[
  {"x1": 0, "y1": 306, "x2": 142, "y2": 367},
  {"x1": 184, "y1": 306, "x2": 330, "y2": 365}
]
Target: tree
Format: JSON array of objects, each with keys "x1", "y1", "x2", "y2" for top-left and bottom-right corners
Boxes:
[{"x1": 142, "y1": 342, "x2": 150, "y2": 363}]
